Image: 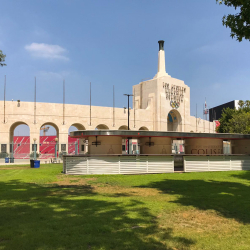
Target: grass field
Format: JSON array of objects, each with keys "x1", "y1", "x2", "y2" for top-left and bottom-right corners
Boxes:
[{"x1": 1, "y1": 164, "x2": 250, "y2": 250}]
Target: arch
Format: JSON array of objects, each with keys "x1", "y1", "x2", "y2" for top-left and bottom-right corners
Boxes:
[
  {"x1": 167, "y1": 109, "x2": 182, "y2": 132},
  {"x1": 68, "y1": 123, "x2": 86, "y2": 155},
  {"x1": 69, "y1": 123, "x2": 86, "y2": 131},
  {"x1": 139, "y1": 126, "x2": 149, "y2": 131},
  {"x1": 40, "y1": 122, "x2": 59, "y2": 137},
  {"x1": 96, "y1": 124, "x2": 109, "y2": 130},
  {"x1": 9, "y1": 121, "x2": 30, "y2": 144},
  {"x1": 40, "y1": 122, "x2": 60, "y2": 159},
  {"x1": 118, "y1": 125, "x2": 128, "y2": 130},
  {"x1": 9, "y1": 121, "x2": 30, "y2": 159}
]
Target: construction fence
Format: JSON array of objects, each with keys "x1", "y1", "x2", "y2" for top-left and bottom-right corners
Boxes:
[{"x1": 2, "y1": 141, "x2": 80, "y2": 159}]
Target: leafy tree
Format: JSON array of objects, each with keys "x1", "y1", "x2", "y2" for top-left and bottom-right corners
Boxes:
[
  {"x1": 0, "y1": 50, "x2": 6, "y2": 67},
  {"x1": 217, "y1": 100, "x2": 250, "y2": 134},
  {"x1": 216, "y1": 107, "x2": 236, "y2": 133},
  {"x1": 228, "y1": 112, "x2": 250, "y2": 134},
  {"x1": 216, "y1": 0, "x2": 250, "y2": 42}
]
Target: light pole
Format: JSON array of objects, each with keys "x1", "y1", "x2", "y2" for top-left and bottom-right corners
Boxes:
[
  {"x1": 33, "y1": 138, "x2": 37, "y2": 160},
  {"x1": 75, "y1": 140, "x2": 78, "y2": 155},
  {"x1": 55, "y1": 138, "x2": 58, "y2": 159},
  {"x1": 124, "y1": 94, "x2": 133, "y2": 154},
  {"x1": 10, "y1": 140, "x2": 14, "y2": 163}
]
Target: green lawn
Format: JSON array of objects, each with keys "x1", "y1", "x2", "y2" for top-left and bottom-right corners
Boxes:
[{"x1": 1, "y1": 164, "x2": 250, "y2": 250}]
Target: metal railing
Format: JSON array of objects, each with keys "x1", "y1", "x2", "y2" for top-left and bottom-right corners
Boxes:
[{"x1": 0, "y1": 142, "x2": 80, "y2": 159}]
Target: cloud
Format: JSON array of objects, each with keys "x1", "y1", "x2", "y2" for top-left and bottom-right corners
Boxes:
[
  {"x1": 25, "y1": 43, "x2": 69, "y2": 60},
  {"x1": 211, "y1": 83, "x2": 221, "y2": 89},
  {"x1": 192, "y1": 40, "x2": 234, "y2": 55},
  {"x1": 37, "y1": 70, "x2": 71, "y2": 81}
]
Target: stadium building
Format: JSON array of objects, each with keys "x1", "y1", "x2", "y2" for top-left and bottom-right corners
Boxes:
[{"x1": 0, "y1": 40, "x2": 215, "y2": 159}]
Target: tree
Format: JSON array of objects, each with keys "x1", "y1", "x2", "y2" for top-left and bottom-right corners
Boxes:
[
  {"x1": 216, "y1": 0, "x2": 250, "y2": 42},
  {"x1": 228, "y1": 112, "x2": 250, "y2": 134},
  {"x1": 0, "y1": 50, "x2": 6, "y2": 67},
  {"x1": 216, "y1": 107, "x2": 236, "y2": 133},
  {"x1": 217, "y1": 100, "x2": 250, "y2": 134},
  {"x1": 238, "y1": 100, "x2": 244, "y2": 108}
]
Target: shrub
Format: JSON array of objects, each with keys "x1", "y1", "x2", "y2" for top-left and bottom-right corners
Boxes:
[
  {"x1": 30, "y1": 152, "x2": 40, "y2": 159},
  {"x1": 0, "y1": 152, "x2": 9, "y2": 158},
  {"x1": 59, "y1": 151, "x2": 67, "y2": 159}
]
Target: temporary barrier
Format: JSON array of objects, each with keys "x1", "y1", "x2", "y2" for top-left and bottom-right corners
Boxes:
[
  {"x1": 64, "y1": 155, "x2": 174, "y2": 175},
  {"x1": 184, "y1": 155, "x2": 250, "y2": 172},
  {"x1": 4, "y1": 142, "x2": 80, "y2": 160}
]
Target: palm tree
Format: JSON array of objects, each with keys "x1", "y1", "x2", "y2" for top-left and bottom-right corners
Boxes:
[
  {"x1": 238, "y1": 100, "x2": 244, "y2": 108},
  {"x1": 0, "y1": 50, "x2": 6, "y2": 67}
]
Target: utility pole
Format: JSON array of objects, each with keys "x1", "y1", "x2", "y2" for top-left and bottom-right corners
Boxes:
[
  {"x1": 34, "y1": 77, "x2": 36, "y2": 124},
  {"x1": 113, "y1": 85, "x2": 115, "y2": 127},
  {"x1": 4, "y1": 75, "x2": 6, "y2": 124},
  {"x1": 90, "y1": 82, "x2": 92, "y2": 126},
  {"x1": 196, "y1": 103, "x2": 197, "y2": 132},
  {"x1": 63, "y1": 79, "x2": 65, "y2": 125}
]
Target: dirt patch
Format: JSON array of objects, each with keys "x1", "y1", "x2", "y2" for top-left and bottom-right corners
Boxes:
[
  {"x1": 53, "y1": 176, "x2": 97, "y2": 186},
  {"x1": 162, "y1": 209, "x2": 240, "y2": 233},
  {"x1": 52, "y1": 176, "x2": 160, "y2": 197},
  {"x1": 94, "y1": 185, "x2": 161, "y2": 197}
]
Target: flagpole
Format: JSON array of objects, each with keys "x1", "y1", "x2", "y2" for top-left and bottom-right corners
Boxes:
[{"x1": 209, "y1": 106, "x2": 210, "y2": 133}]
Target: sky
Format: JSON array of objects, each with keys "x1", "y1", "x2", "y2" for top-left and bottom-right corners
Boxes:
[{"x1": 1, "y1": 0, "x2": 250, "y2": 135}]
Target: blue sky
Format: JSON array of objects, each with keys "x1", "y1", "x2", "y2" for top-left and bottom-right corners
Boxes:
[{"x1": 1, "y1": 0, "x2": 250, "y2": 135}]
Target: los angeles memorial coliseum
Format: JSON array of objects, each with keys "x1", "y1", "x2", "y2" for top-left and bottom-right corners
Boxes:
[{"x1": 1, "y1": 41, "x2": 215, "y2": 159}]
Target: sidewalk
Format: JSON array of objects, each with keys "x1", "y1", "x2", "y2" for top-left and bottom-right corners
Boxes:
[{"x1": 0, "y1": 159, "x2": 61, "y2": 165}]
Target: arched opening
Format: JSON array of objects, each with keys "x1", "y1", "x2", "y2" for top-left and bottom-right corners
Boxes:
[
  {"x1": 95, "y1": 124, "x2": 109, "y2": 130},
  {"x1": 118, "y1": 125, "x2": 128, "y2": 130},
  {"x1": 9, "y1": 122, "x2": 30, "y2": 159},
  {"x1": 139, "y1": 126, "x2": 149, "y2": 131},
  {"x1": 68, "y1": 123, "x2": 86, "y2": 155},
  {"x1": 39, "y1": 123, "x2": 59, "y2": 159},
  {"x1": 167, "y1": 110, "x2": 184, "y2": 154},
  {"x1": 167, "y1": 109, "x2": 182, "y2": 132}
]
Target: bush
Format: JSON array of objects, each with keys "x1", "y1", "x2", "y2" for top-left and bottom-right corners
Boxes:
[
  {"x1": 59, "y1": 151, "x2": 67, "y2": 159},
  {"x1": 30, "y1": 152, "x2": 40, "y2": 159},
  {"x1": 0, "y1": 152, "x2": 9, "y2": 158}
]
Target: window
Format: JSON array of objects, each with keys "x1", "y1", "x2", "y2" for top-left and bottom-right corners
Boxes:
[
  {"x1": 81, "y1": 145, "x2": 85, "y2": 152},
  {"x1": 61, "y1": 144, "x2": 66, "y2": 151},
  {"x1": 122, "y1": 145, "x2": 126, "y2": 151},
  {"x1": 1, "y1": 144, "x2": 7, "y2": 153}
]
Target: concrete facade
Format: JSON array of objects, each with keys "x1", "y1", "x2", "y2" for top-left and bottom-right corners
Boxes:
[{"x1": 0, "y1": 40, "x2": 214, "y2": 154}]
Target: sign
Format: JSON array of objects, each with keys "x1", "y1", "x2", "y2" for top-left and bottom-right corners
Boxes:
[
  {"x1": 187, "y1": 145, "x2": 223, "y2": 155},
  {"x1": 163, "y1": 82, "x2": 186, "y2": 109}
]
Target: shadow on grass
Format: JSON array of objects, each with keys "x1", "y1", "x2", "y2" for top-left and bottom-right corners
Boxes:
[
  {"x1": 0, "y1": 180, "x2": 194, "y2": 250},
  {"x1": 139, "y1": 178, "x2": 250, "y2": 224},
  {"x1": 231, "y1": 171, "x2": 250, "y2": 181}
]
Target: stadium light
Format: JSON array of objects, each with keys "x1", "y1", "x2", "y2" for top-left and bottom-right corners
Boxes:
[
  {"x1": 33, "y1": 138, "x2": 37, "y2": 160},
  {"x1": 124, "y1": 94, "x2": 133, "y2": 154},
  {"x1": 55, "y1": 138, "x2": 58, "y2": 159}
]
